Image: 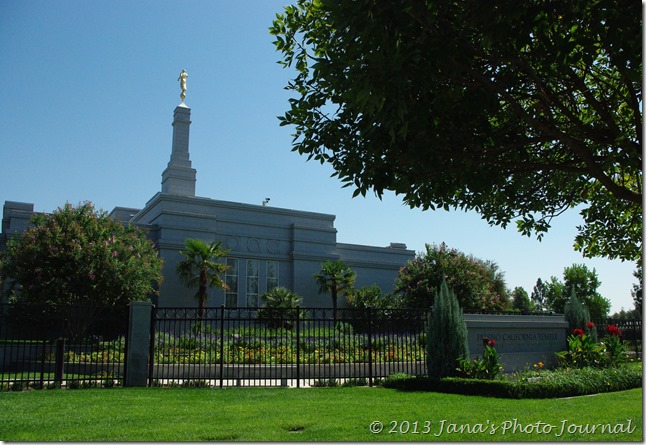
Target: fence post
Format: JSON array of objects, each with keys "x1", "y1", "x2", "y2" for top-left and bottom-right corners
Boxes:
[
  {"x1": 125, "y1": 301, "x2": 153, "y2": 387},
  {"x1": 296, "y1": 306, "x2": 301, "y2": 388},
  {"x1": 54, "y1": 338, "x2": 65, "y2": 386},
  {"x1": 367, "y1": 307, "x2": 373, "y2": 387},
  {"x1": 147, "y1": 305, "x2": 157, "y2": 386},
  {"x1": 219, "y1": 305, "x2": 225, "y2": 389}
]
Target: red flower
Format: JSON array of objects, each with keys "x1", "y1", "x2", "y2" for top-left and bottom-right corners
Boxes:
[
  {"x1": 573, "y1": 328, "x2": 585, "y2": 337},
  {"x1": 482, "y1": 337, "x2": 496, "y2": 347},
  {"x1": 606, "y1": 325, "x2": 622, "y2": 337},
  {"x1": 586, "y1": 321, "x2": 595, "y2": 329}
]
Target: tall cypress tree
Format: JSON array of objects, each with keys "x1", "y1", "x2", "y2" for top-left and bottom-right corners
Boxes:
[
  {"x1": 563, "y1": 289, "x2": 597, "y2": 340},
  {"x1": 426, "y1": 279, "x2": 469, "y2": 378}
]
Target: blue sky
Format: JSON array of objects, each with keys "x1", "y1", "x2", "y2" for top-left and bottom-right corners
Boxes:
[{"x1": 0, "y1": 1, "x2": 639, "y2": 313}]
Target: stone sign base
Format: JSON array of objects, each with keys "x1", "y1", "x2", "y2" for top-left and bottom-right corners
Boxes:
[{"x1": 463, "y1": 314, "x2": 568, "y2": 372}]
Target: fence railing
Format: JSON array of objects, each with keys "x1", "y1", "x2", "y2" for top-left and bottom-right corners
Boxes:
[
  {"x1": 1, "y1": 302, "x2": 642, "y2": 391},
  {"x1": 150, "y1": 306, "x2": 428, "y2": 387},
  {"x1": 0, "y1": 304, "x2": 128, "y2": 390},
  {"x1": 593, "y1": 318, "x2": 642, "y2": 353}
]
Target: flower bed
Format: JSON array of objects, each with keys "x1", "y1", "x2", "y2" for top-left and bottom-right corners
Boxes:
[
  {"x1": 47, "y1": 328, "x2": 426, "y2": 366},
  {"x1": 151, "y1": 327, "x2": 425, "y2": 365}
]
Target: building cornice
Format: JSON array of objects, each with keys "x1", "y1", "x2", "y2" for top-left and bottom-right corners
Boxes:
[{"x1": 133, "y1": 192, "x2": 337, "y2": 224}]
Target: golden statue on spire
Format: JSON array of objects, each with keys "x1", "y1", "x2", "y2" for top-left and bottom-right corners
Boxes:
[{"x1": 178, "y1": 69, "x2": 188, "y2": 101}]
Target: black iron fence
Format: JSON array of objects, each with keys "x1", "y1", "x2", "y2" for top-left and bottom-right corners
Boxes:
[
  {"x1": 150, "y1": 306, "x2": 428, "y2": 387},
  {"x1": 593, "y1": 318, "x2": 642, "y2": 353},
  {"x1": 0, "y1": 304, "x2": 128, "y2": 390},
  {"x1": 1, "y1": 301, "x2": 642, "y2": 391}
]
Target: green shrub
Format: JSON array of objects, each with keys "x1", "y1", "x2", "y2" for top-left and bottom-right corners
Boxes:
[
  {"x1": 602, "y1": 324, "x2": 630, "y2": 366},
  {"x1": 334, "y1": 322, "x2": 353, "y2": 335},
  {"x1": 10, "y1": 382, "x2": 24, "y2": 392},
  {"x1": 457, "y1": 338, "x2": 503, "y2": 379},
  {"x1": 557, "y1": 323, "x2": 631, "y2": 369},
  {"x1": 178, "y1": 335, "x2": 200, "y2": 350},
  {"x1": 564, "y1": 289, "x2": 597, "y2": 340},
  {"x1": 426, "y1": 279, "x2": 469, "y2": 378},
  {"x1": 522, "y1": 364, "x2": 643, "y2": 398},
  {"x1": 346, "y1": 285, "x2": 403, "y2": 310},
  {"x1": 344, "y1": 285, "x2": 411, "y2": 333},
  {"x1": 340, "y1": 378, "x2": 368, "y2": 387},
  {"x1": 382, "y1": 363, "x2": 642, "y2": 398},
  {"x1": 382, "y1": 373, "x2": 415, "y2": 386},
  {"x1": 556, "y1": 331, "x2": 606, "y2": 368},
  {"x1": 257, "y1": 287, "x2": 302, "y2": 329},
  {"x1": 312, "y1": 378, "x2": 339, "y2": 387},
  {"x1": 189, "y1": 322, "x2": 216, "y2": 335},
  {"x1": 180, "y1": 380, "x2": 210, "y2": 388}
]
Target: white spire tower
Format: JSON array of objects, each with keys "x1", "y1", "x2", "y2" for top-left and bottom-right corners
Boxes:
[{"x1": 161, "y1": 70, "x2": 197, "y2": 196}]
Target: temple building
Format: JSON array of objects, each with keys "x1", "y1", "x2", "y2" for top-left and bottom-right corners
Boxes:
[{"x1": 1, "y1": 95, "x2": 414, "y2": 308}]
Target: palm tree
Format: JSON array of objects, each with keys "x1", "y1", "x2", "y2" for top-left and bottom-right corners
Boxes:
[
  {"x1": 176, "y1": 239, "x2": 230, "y2": 319},
  {"x1": 258, "y1": 287, "x2": 303, "y2": 329},
  {"x1": 313, "y1": 260, "x2": 356, "y2": 325}
]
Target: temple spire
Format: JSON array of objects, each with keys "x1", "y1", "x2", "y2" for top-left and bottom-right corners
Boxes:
[{"x1": 161, "y1": 102, "x2": 197, "y2": 196}]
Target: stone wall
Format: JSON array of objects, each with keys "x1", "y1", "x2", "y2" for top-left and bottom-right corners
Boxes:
[{"x1": 464, "y1": 314, "x2": 569, "y2": 371}]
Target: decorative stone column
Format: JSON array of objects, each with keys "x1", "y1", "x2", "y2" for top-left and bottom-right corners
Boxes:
[{"x1": 125, "y1": 301, "x2": 153, "y2": 387}]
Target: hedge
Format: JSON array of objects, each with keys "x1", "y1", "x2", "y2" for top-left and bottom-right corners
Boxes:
[{"x1": 381, "y1": 363, "x2": 642, "y2": 399}]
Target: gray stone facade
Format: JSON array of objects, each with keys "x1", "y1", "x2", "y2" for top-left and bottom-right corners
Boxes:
[{"x1": 1, "y1": 103, "x2": 414, "y2": 308}]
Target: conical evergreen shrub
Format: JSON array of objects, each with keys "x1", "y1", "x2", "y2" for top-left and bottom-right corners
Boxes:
[
  {"x1": 426, "y1": 279, "x2": 469, "y2": 378},
  {"x1": 564, "y1": 289, "x2": 597, "y2": 340}
]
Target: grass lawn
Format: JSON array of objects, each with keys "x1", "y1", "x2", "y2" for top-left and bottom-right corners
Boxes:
[{"x1": 0, "y1": 386, "x2": 642, "y2": 441}]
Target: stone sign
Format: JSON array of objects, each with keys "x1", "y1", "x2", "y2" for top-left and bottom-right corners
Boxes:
[{"x1": 463, "y1": 314, "x2": 569, "y2": 371}]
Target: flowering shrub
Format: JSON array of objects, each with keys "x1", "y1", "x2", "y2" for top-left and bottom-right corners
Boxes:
[
  {"x1": 556, "y1": 330, "x2": 605, "y2": 368},
  {"x1": 1, "y1": 202, "x2": 163, "y2": 308},
  {"x1": 603, "y1": 324, "x2": 628, "y2": 366},
  {"x1": 606, "y1": 324, "x2": 621, "y2": 336},
  {"x1": 456, "y1": 337, "x2": 503, "y2": 380},
  {"x1": 507, "y1": 361, "x2": 546, "y2": 383},
  {"x1": 556, "y1": 324, "x2": 629, "y2": 369},
  {"x1": 395, "y1": 243, "x2": 509, "y2": 311}
]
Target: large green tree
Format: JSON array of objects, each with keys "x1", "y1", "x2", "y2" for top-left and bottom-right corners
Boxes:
[
  {"x1": 563, "y1": 263, "x2": 610, "y2": 320},
  {"x1": 0, "y1": 202, "x2": 163, "y2": 307},
  {"x1": 542, "y1": 264, "x2": 610, "y2": 320},
  {"x1": 543, "y1": 276, "x2": 566, "y2": 313},
  {"x1": 176, "y1": 239, "x2": 230, "y2": 318},
  {"x1": 395, "y1": 243, "x2": 509, "y2": 311},
  {"x1": 530, "y1": 278, "x2": 547, "y2": 312},
  {"x1": 271, "y1": 0, "x2": 642, "y2": 261},
  {"x1": 631, "y1": 263, "x2": 642, "y2": 316},
  {"x1": 512, "y1": 287, "x2": 531, "y2": 312}
]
